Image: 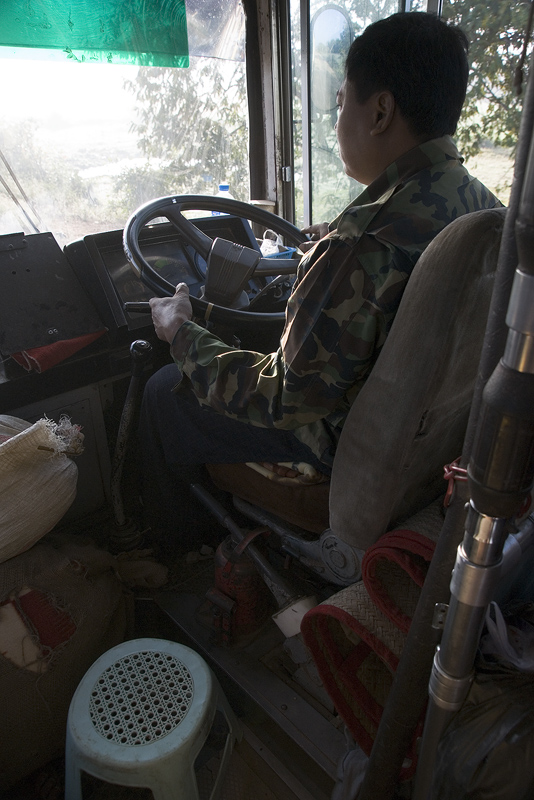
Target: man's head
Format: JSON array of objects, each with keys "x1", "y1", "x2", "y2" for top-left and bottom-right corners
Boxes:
[
  {"x1": 335, "y1": 12, "x2": 469, "y2": 184},
  {"x1": 345, "y1": 12, "x2": 469, "y2": 140}
]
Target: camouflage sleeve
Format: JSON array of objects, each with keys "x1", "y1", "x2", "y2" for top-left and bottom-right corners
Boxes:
[{"x1": 171, "y1": 234, "x2": 405, "y2": 429}]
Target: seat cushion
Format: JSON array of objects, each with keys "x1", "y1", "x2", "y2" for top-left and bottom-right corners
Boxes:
[{"x1": 206, "y1": 463, "x2": 330, "y2": 533}]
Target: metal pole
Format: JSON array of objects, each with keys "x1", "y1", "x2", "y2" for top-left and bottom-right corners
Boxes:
[
  {"x1": 357, "y1": 50, "x2": 534, "y2": 800},
  {"x1": 412, "y1": 69, "x2": 534, "y2": 800},
  {"x1": 300, "y1": 0, "x2": 312, "y2": 227}
]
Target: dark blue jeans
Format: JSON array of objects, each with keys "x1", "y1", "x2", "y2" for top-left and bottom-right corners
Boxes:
[{"x1": 138, "y1": 363, "x2": 327, "y2": 551}]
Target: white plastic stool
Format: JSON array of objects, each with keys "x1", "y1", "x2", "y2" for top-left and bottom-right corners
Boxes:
[{"x1": 65, "y1": 638, "x2": 241, "y2": 800}]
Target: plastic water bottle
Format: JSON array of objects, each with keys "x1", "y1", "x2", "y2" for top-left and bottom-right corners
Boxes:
[{"x1": 212, "y1": 183, "x2": 233, "y2": 215}]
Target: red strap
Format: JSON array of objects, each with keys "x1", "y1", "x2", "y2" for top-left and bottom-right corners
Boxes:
[
  {"x1": 222, "y1": 528, "x2": 268, "y2": 573},
  {"x1": 361, "y1": 529, "x2": 436, "y2": 633},
  {"x1": 443, "y1": 458, "x2": 468, "y2": 508}
]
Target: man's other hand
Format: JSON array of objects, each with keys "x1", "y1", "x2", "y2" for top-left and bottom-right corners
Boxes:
[
  {"x1": 149, "y1": 283, "x2": 193, "y2": 344},
  {"x1": 299, "y1": 221, "x2": 330, "y2": 253}
]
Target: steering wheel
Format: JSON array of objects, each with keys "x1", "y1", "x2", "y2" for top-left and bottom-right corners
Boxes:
[{"x1": 123, "y1": 195, "x2": 308, "y2": 327}]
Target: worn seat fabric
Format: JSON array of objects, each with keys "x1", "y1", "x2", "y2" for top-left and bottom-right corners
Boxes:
[
  {"x1": 330, "y1": 206, "x2": 505, "y2": 550},
  {"x1": 209, "y1": 208, "x2": 506, "y2": 549}
]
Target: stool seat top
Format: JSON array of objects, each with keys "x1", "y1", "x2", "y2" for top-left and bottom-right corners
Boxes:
[
  {"x1": 68, "y1": 638, "x2": 214, "y2": 762},
  {"x1": 90, "y1": 647, "x2": 195, "y2": 746}
]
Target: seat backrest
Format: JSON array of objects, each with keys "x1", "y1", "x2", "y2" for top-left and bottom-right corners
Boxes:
[{"x1": 329, "y1": 207, "x2": 506, "y2": 551}]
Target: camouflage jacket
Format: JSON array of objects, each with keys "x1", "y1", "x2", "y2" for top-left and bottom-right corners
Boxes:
[{"x1": 171, "y1": 136, "x2": 501, "y2": 467}]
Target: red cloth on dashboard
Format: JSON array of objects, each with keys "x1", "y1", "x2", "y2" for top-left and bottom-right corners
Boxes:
[{"x1": 11, "y1": 330, "x2": 106, "y2": 374}]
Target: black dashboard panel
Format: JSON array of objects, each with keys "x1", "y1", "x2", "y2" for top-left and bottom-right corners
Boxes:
[
  {"x1": 0, "y1": 231, "x2": 105, "y2": 354},
  {"x1": 65, "y1": 216, "x2": 261, "y2": 332},
  {"x1": 0, "y1": 217, "x2": 290, "y2": 407}
]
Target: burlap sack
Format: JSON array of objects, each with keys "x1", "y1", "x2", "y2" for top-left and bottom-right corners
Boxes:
[
  {"x1": 0, "y1": 415, "x2": 81, "y2": 564},
  {"x1": 0, "y1": 534, "x2": 133, "y2": 790}
]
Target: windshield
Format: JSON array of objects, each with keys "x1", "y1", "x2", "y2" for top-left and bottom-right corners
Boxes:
[{"x1": 0, "y1": 0, "x2": 248, "y2": 247}]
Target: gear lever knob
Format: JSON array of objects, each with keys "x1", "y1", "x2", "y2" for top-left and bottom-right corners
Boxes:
[{"x1": 130, "y1": 339, "x2": 153, "y2": 376}]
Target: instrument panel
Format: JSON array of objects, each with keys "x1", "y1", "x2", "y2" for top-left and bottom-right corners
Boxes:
[{"x1": 65, "y1": 215, "x2": 263, "y2": 331}]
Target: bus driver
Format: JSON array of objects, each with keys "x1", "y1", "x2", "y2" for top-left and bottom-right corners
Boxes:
[{"x1": 140, "y1": 12, "x2": 501, "y2": 552}]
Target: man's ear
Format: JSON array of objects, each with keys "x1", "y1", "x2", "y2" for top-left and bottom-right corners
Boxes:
[{"x1": 370, "y1": 91, "x2": 395, "y2": 135}]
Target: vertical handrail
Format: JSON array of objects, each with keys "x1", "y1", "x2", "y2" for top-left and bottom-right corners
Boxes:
[{"x1": 357, "y1": 50, "x2": 534, "y2": 800}]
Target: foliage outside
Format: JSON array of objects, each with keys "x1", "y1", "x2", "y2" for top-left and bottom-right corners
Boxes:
[
  {"x1": 0, "y1": 121, "x2": 112, "y2": 243},
  {"x1": 442, "y1": 0, "x2": 532, "y2": 159},
  {"x1": 296, "y1": 0, "x2": 530, "y2": 224},
  {"x1": 0, "y1": 57, "x2": 250, "y2": 244},
  {"x1": 113, "y1": 58, "x2": 250, "y2": 217},
  {"x1": 0, "y1": 0, "x2": 530, "y2": 242}
]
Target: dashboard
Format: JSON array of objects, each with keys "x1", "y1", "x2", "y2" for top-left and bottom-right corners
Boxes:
[
  {"x1": 0, "y1": 215, "x2": 292, "y2": 518},
  {"x1": 64, "y1": 214, "x2": 267, "y2": 332},
  {"x1": 0, "y1": 212, "x2": 295, "y2": 405}
]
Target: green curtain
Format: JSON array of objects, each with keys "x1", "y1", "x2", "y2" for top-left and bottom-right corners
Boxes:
[{"x1": 0, "y1": 0, "x2": 188, "y2": 67}]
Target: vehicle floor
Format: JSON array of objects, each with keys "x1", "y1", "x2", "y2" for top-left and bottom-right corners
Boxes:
[
  {"x1": 4, "y1": 500, "x2": 416, "y2": 800},
  {"x1": 3, "y1": 506, "x2": 337, "y2": 800},
  {"x1": 6, "y1": 729, "x2": 328, "y2": 800}
]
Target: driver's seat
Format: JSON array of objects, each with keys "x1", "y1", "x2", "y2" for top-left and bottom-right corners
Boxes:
[{"x1": 206, "y1": 207, "x2": 506, "y2": 584}]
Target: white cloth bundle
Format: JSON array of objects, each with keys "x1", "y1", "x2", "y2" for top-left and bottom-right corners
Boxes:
[{"x1": 0, "y1": 415, "x2": 82, "y2": 564}]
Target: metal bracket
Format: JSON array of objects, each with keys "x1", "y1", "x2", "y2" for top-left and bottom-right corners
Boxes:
[
  {"x1": 432, "y1": 603, "x2": 449, "y2": 630},
  {"x1": 281, "y1": 165, "x2": 293, "y2": 182},
  {"x1": 231, "y1": 497, "x2": 362, "y2": 585},
  {"x1": 0, "y1": 232, "x2": 26, "y2": 253}
]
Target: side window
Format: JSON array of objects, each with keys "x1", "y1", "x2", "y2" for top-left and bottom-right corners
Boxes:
[
  {"x1": 441, "y1": 0, "x2": 530, "y2": 206},
  {"x1": 291, "y1": 0, "x2": 524, "y2": 225},
  {"x1": 292, "y1": 0, "x2": 401, "y2": 228}
]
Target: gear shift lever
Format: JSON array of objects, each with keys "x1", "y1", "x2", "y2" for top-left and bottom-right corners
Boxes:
[{"x1": 109, "y1": 339, "x2": 153, "y2": 552}]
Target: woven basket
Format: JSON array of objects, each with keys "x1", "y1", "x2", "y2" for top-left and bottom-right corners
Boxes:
[{"x1": 301, "y1": 503, "x2": 442, "y2": 780}]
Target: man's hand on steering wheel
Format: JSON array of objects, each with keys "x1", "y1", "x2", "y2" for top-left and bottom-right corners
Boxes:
[
  {"x1": 299, "y1": 222, "x2": 330, "y2": 253},
  {"x1": 150, "y1": 283, "x2": 192, "y2": 344}
]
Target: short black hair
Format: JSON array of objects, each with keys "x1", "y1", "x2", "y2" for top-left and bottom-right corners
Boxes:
[{"x1": 345, "y1": 12, "x2": 469, "y2": 138}]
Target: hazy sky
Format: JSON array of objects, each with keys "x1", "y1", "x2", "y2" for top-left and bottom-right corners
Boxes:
[{"x1": 0, "y1": 54, "x2": 137, "y2": 123}]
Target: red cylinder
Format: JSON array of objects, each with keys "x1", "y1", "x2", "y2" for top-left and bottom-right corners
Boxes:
[{"x1": 214, "y1": 535, "x2": 274, "y2": 639}]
